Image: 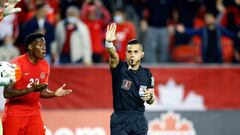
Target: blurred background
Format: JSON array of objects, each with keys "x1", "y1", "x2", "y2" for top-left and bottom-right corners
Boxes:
[{"x1": 0, "y1": 0, "x2": 240, "y2": 135}]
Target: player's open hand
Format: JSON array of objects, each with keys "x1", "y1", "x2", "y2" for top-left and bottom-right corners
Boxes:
[
  {"x1": 3, "y1": 0, "x2": 21, "y2": 17},
  {"x1": 105, "y1": 23, "x2": 117, "y2": 42},
  {"x1": 55, "y1": 84, "x2": 72, "y2": 97}
]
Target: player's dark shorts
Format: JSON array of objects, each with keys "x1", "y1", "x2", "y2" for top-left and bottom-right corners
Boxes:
[{"x1": 110, "y1": 111, "x2": 148, "y2": 135}]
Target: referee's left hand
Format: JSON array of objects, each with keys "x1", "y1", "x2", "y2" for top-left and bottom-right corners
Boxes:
[{"x1": 142, "y1": 89, "x2": 151, "y2": 101}]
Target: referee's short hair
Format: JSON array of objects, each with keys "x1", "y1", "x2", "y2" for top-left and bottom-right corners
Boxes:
[{"x1": 127, "y1": 39, "x2": 143, "y2": 51}]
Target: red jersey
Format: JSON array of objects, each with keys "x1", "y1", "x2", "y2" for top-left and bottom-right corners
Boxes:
[
  {"x1": 84, "y1": 19, "x2": 105, "y2": 54},
  {"x1": 4, "y1": 54, "x2": 50, "y2": 116},
  {"x1": 115, "y1": 22, "x2": 137, "y2": 60}
]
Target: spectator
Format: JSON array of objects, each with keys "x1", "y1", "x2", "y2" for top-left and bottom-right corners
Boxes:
[
  {"x1": 54, "y1": 6, "x2": 92, "y2": 65},
  {"x1": 141, "y1": 0, "x2": 174, "y2": 63},
  {"x1": 0, "y1": 14, "x2": 19, "y2": 45},
  {"x1": 176, "y1": 12, "x2": 238, "y2": 63},
  {"x1": 81, "y1": 0, "x2": 111, "y2": 63},
  {"x1": 59, "y1": 0, "x2": 84, "y2": 19},
  {"x1": 0, "y1": 35, "x2": 20, "y2": 61},
  {"x1": 219, "y1": 0, "x2": 240, "y2": 62},
  {"x1": 113, "y1": 8, "x2": 137, "y2": 60},
  {"x1": 174, "y1": 0, "x2": 202, "y2": 45},
  {"x1": 15, "y1": 0, "x2": 35, "y2": 25},
  {"x1": 22, "y1": 1, "x2": 55, "y2": 63},
  {"x1": 120, "y1": 0, "x2": 145, "y2": 42}
]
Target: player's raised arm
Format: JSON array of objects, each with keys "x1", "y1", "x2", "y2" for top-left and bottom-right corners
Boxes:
[{"x1": 105, "y1": 23, "x2": 119, "y2": 68}]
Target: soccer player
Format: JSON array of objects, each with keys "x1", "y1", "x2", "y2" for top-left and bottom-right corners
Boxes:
[
  {"x1": 105, "y1": 23, "x2": 155, "y2": 135},
  {"x1": 0, "y1": 0, "x2": 21, "y2": 21},
  {"x1": 2, "y1": 32, "x2": 72, "y2": 135}
]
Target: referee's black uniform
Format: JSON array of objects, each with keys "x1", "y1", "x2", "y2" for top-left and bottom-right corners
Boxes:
[{"x1": 110, "y1": 61, "x2": 154, "y2": 135}]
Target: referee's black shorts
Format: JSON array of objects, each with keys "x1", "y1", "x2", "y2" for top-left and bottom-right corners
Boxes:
[{"x1": 110, "y1": 111, "x2": 148, "y2": 135}]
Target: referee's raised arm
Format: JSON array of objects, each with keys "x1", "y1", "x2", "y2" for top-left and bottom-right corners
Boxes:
[{"x1": 105, "y1": 23, "x2": 119, "y2": 69}]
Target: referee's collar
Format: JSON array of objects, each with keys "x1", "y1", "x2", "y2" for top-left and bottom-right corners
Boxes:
[{"x1": 125, "y1": 61, "x2": 142, "y2": 72}]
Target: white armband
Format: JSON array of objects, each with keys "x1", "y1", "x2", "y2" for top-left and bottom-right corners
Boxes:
[{"x1": 105, "y1": 41, "x2": 114, "y2": 49}]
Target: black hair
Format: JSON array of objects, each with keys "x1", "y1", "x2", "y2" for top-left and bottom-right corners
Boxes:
[
  {"x1": 88, "y1": 0, "x2": 95, "y2": 5},
  {"x1": 35, "y1": 2, "x2": 47, "y2": 10},
  {"x1": 127, "y1": 39, "x2": 143, "y2": 51},
  {"x1": 206, "y1": 11, "x2": 217, "y2": 18},
  {"x1": 115, "y1": 7, "x2": 125, "y2": 13},
  {"x1": 128, "y1": 39, "x2": 140, "y2": 45},
  {"x1": 25, "y1": 33, "x2": 44, "y2": 52}
]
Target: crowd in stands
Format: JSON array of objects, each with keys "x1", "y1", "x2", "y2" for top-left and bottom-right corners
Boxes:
[{"x1": 0, "y1": 0, "x2": 239, "y2": 64}]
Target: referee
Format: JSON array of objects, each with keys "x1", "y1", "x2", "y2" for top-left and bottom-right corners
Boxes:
[{"x1": 105, "y1": 23, "x2": 155, "y2": 135}]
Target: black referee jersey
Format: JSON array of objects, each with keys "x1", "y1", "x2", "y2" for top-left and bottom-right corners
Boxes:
[{"x1": 110, "y1": 61, "x2": 154, "y2": 112}]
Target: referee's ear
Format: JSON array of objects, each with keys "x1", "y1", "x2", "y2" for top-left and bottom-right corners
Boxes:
[{"x1": 141, "y1": 52, "x2": 144, "y2": 58}]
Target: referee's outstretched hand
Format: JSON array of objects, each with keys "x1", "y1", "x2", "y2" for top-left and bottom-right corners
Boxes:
[{"x1": 105, "y1": 23, "x2": 117, "y2": 42}]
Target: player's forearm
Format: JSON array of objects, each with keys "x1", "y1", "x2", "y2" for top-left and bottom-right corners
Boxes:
[
  {"x1": 40, "y1": 89, "x2": 56, "y2": 98},
  {"x1": 3, "y1": 86, "x2": 35, "y2": 98}
]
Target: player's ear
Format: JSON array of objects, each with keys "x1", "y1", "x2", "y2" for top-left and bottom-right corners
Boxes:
[{"x1": 28, "y1": 44, "x2": 33, "y2": 51}]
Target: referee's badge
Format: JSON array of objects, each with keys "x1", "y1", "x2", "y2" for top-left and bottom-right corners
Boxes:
[{"x1": 121, "y1": 79, "x2": 132, "y2": 90}]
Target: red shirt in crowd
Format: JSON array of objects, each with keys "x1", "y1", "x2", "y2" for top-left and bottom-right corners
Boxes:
[{"x1": 115, "y1": 22, "x2": 137, "y2": 60}]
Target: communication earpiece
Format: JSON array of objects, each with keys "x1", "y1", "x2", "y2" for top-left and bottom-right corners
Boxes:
[{"x1": 141, "y1": 52, "x2": 144, "y2": 58}]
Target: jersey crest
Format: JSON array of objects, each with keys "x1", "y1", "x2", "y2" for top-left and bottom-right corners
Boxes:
[
  {"x1": 121, "y1": 79, "x2": 132, "y2": 90},
  {"x1": 40, "y1": 72, "x2": 46, "y2": 79}
]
